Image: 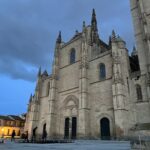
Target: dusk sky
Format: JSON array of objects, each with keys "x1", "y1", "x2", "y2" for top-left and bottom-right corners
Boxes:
[{"x1": 0, "y1": 0, "x2": 135, "y2": 115}]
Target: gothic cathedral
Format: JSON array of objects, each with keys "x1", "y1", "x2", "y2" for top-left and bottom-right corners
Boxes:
[{"x1": 24, "y1": 0, "x2": 150, "y2": 140}]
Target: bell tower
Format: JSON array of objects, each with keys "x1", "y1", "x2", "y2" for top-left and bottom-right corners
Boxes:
[
  {"x1": 130, "y1": 0, "x2": 150, "y2": 101},
  {"x1": 130, "y1": 0, "x2": 150, "y2": 74}
]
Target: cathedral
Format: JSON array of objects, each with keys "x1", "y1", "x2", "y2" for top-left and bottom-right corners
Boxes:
[{"x1": 24, "y1": 0, "x2": 150, "y2": 140}]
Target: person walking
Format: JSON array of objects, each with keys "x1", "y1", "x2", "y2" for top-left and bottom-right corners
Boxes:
[
  {"x1": 1, "y1": 134, "x2": 4, "y2": 143},
  {"x1": 42, "y1": 130, "x2": 47, "y2": 142},
  {"x1": 11, "y1": 130, "x2": 16, "y2": 142},
  {"x1": 25, "y1": 131, "x2": 29, "y2": 142}
]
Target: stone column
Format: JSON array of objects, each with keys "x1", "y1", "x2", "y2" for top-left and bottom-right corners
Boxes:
[
  {"x1": 111, "y1": 33, "x2": 129, "y2": 138},
  {"x1": 47, "y1": 78, "x2": 57, "y2": 139},
  {"x1": 47, "y1": 32, "x2": 61, "y2": 139},
  {"x1": 78, "y1": 33, "x2": 90, "y2": 139}
]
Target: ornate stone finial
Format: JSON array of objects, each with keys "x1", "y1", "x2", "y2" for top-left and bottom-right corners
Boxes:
[
  {"x1": 83, "y1": 21, "x2": 86, "y2": 28},
  {"x1": 29, "y1": 94, "x2": 32, "y2": 102},
  {"x1": 38, "y1": 66, "x2": 41, "y2": 77},
  {"x1": 111, "y1": 30, "x2": 116, "y2": 41},
  {"x1": 90, "y1": 9, "x2": 99, "y2": 45},
  {"x1": 82, "y1": 21, "x2": 87, "y2": 35},
  {"x1": 117, "y1": 35, "x2": 124, "y2": 41},
  {"x1": 56, "y1": 31, "x2": 62, "y2": 44},
  {"x1": 75, "y1": 30, "x2": 79, "y2": 35},
  {"x1": 92, "y1": 8, "x2": 96, "y2": 23},
  {"x1": 93, "y1": 8, "x2": 96, "y2": 15},
  {"x1": 131, "y1": 45, "x2": 137, "y2": 56},
  {"x1": 42, "y1": 70, "x2": 48, "y2": 76},
  {"x1": 91, "y1": 8, "x2": 97, "y2": 31},
  {"x1": 109, "y1": 36, "x2": 112, "y2": 47}
]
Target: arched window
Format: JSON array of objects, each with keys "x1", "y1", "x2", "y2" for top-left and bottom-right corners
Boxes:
[
  {"x1": 136, "y1": 84, "x2": 142, "y2": 101},
  {"x1": 70, "y1": 48, "x2": 76, "y2": 64},
  {"x1": 99, "y1": 63, "x2": 106, "y2": 80}
]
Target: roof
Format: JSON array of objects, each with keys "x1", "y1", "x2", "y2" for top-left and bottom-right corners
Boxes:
[
  {"x1": 61, "y1": 24, "x2": 110, "y2": 52},
  {"x1": 0, "y1": 115, "x2": 13, "y2": 121},
  {"x1": 0, "y1": 115, "x2": 25, "y2": 121},
  {"x1": 8, "y1": 115, "x2": 25, "y2": 121},
  {"x1": 99, "y1": 39, "x2": 110, "y2": 50}
]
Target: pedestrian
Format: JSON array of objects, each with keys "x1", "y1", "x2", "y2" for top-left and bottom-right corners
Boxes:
[
  {"x1": 25, "y1": 131, "x2": 29, "y2": 142},
  {"x1": 32, "y1": 128, "x2": 36, "y2": 142},
  {"x1": 1, "y1": 134, "x2": 4, "y2": 143},
  {"x1": 42, "y1": 130, "x2": 47, "y2": 142},
  {"x1": 11, "y1": 130, "x2": 16, "y2": 142}
]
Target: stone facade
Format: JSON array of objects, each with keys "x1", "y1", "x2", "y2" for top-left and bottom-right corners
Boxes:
[
  {"x1": 130, "y1": 0, "x2": 150, "y2": 136},
  {"x1": 24, "y1": 1, "x2": 150, "y2": 140}
]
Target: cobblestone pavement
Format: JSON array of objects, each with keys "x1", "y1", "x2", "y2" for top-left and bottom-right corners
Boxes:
[{"x1": 0, "y1": 140, "x2": 131, "y2": 150}]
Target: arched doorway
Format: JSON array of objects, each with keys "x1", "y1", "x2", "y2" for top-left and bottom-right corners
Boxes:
[
  {"x1": 71, "y1": 117, "x2": 77, "y2": 139},
  {"x1": 62, "y1": 95, "x2": 78, "y2": 139},
  {"x1": 64, "y1": 117, "x2": 77, "y2": 139},
  {"x1": 100, "y1": 117, "x2": 110, "y2": 140},
  {"x1": 64, "y1": 118, "x2": 70, "y2": 139}
]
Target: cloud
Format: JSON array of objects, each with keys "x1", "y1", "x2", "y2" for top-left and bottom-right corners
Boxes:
[
  {"x1": 0, "y1": 0, "x2": 135, "y2": 82},
  {"x1": 0, "y1": 57, "x2": 37, "y2": 81}
]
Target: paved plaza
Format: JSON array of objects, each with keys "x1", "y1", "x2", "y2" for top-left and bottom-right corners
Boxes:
[{"x1": 0, "y1": 140, "x2": 131, "y2": 150}]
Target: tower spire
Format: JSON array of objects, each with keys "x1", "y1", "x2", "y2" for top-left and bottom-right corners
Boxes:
[
  {"x1": 29, "y1": 94, "x2": 32, "y2": 103},
  {"x1": 38, "y1": 66, "x2": 41, "y2": 77},
  {"x1": 56, "y1": 31, "x2": 62, "y2": 44},
  {"x1": 91, "y1": 8, "x2": 97, "y2": 25},
  {"x1": 90, "y1": 9, "x2": 99, "y2": 45},
  {"x1": 111, "y1": 30, "x2": 116, "y2": 41},
  {"x1": 83, "y1": 21, "x2": 86, "y2": 29},
  {"x1": 91, "y1": 8, "x2": 97, "y2": 31},
  {"x1": 109, "y1": 36, "x2": 112, "y2": 48}
]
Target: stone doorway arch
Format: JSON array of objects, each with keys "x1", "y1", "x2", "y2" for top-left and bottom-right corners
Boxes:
[
  {"x1": 64, "y1": 117, "x2": 70, "y2": 139},
  {"x1": 62, "y1": 95, "x2": 78, "y2": 139},
  {"x1": 71, "y1": 117, "x2": 77, "y2": 139},
  {"x1": 100, "y1": 117, "x2": 110, "y2": 140}
]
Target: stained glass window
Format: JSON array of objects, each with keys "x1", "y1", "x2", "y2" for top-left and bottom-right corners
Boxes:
[
  {"x1": 70, "y1": 48, "x2": 76, "y2": 64},
  {"x1": 99, "y1": 63, "x2": 106, "y2": 80}
]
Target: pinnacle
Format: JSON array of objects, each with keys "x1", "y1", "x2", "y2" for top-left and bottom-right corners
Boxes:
[
  {"x1": 83, "y1": 21, "x2": 86, "y2": 28},
  {"x1": 43, "y1": 70, "x2": 48, "y2": 76},
  {"x1": 91, "y1": 8, "x2": 97, "y2": 25},
  {"x1": 29, "y1": 94, "x2": 32, "y2": 102},
  {"x1": 111, "y1": 30, "x2": 116, "y2": 41},
  {"x1": 38, "y1": 66, "x2": 41, "y2": 77},
  {"x1": 56, "y1": 31, "x2": 62, "y2": 44}
]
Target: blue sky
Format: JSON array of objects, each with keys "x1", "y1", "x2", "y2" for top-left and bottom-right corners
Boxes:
[{"x1": 0, "y1": 0, "x2": 135, "y2": 115}]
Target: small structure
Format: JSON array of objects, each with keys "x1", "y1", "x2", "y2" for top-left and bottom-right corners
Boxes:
[{"x1": 0, "y1": 115, "x2": 25, "y2": 138}]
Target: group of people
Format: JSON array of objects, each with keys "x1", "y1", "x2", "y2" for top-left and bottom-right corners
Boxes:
[
  {"x1": 22, "y1": 129, "x2": 47, "y2": 142},
  {"x1": 0, "y1": 130, "x2": 16, "y2": 143},
  {"x1": 1, "y1": 130, "x2": 48, "y2": 143}
]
